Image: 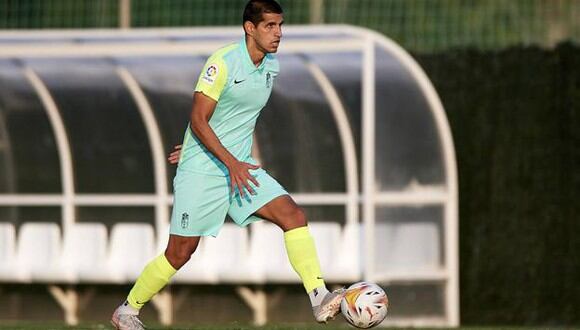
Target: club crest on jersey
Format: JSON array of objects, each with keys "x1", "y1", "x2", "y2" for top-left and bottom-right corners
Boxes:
[
  {"x1": 202, "y1": 64, "x2": 219, "y2": 85},
  {"x1": 181, "y1": 213, "x2": 189, "y2": 229},
  {"x1": 266, "y1": 72, "x2": 272, "y2": 88}
]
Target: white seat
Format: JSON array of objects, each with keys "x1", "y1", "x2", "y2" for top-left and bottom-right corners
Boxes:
[
  {"x1": 248, "y1": 222, "x2": 361, "y2": 284},
  {"x1": 250, "y1": 222, "x2": 298, "y2": 282},
  {"x1": 170, "y1": 239, "x2": 219, "y2": 284},
  {"x1": 108, "y1": 223, "x2": 156, "y2": 282},
  {"x1": 337, "y1": 222, "x2": 362, "y2": 281},
  {"x1": 63, "y1": 223, "x2": 111, "y2": 283},
  {"x1": 206, "y1": 223, "x2": 263, "y2": 283},
  {"x1": 309, "y1": 222, "x2": 341, "y2": 273},
  {"x1": 314, "y1": 222, "x2": 361, "y2": 282},
  {"x1": 0, "y1": 222, "x2": 28, "y2": 282},
  {"x1": 375, "y1": 221, "x2": 440, "y2": 273},
  {"x1": 18, "y1": 223, "x2": 75, "y2": 282},
  {"x1": 155, "y1": 223, "x2": 170, "y2": 255},
  {"x1": 159, "y1": 224, "x2": 218, "y2": 284}
]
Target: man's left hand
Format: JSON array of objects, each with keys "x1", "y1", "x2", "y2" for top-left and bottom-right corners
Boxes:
[{"x1": 168, "y1": 144, "x2": 182, "y2": 164}]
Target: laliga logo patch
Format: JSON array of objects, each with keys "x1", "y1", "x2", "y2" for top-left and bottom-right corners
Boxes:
[{"x1": 202, "y1": 64, "x2": 219, "y2": 85}]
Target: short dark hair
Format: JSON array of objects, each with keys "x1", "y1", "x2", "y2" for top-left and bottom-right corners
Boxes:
[{"x1": 243, "y1": 0, "x2": 283, "y2": 26}]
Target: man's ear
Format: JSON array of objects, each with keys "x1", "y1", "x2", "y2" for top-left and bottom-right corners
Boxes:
[{"x1": 243, "y1": 21, "x2": 255, "y2": 36}]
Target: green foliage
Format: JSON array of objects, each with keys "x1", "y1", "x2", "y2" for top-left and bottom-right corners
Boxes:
[
  {"x1": 415, "y1": 42, "x2": 580, "y2": 325},
  {"x1": 0, "y1": 0, "x2": 119, "y2": 28},
  {"x1": 1, "y1": 0, "x2": 579, "y2": 52}
]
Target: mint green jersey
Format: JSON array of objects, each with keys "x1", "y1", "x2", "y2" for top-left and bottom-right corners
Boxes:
[{"x1": 178, "y1": 38, "x2": 279, "y2": 176}]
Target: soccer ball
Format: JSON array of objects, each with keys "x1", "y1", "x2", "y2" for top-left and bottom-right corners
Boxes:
[{"x1": 340, "y1": 282, "x2": 389, "y2": 329}]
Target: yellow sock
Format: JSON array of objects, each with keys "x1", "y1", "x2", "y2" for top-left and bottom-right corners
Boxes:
[
  {"x1": 284, "y1": 226, "x2": 325, "y2": 293},
  {"x1": 127, "y1": 254, "x2": 177, "y2": 310}
]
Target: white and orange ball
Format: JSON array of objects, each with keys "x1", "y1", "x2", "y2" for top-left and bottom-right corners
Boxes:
[{"x1": 340, "y1": 282, "x2": 389, "y2": 328}]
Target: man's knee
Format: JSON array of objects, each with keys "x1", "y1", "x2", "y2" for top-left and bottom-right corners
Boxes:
[
  {"x1": 281, "y1": 205, "x2": 307, "y2": 230},
  {"x1": 175, "y1": 251, "x2": 192, "y2": 267},
  {"x1": 293, "y1": 207, "x2": 307, "y2": 226},
  {"x1": 165, "y1": 237, "x2": 199, "y2": 269},
  {"x1": 165, "y1": 246, "x2": 194, "y2": 269}
]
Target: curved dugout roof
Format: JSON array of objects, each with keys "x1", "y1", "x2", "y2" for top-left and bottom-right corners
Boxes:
[{"x1": 0, "y1": 25, "x2": 457, "y2": 325}]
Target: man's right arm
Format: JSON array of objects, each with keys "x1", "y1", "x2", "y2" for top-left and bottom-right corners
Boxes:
[
  {"x1": 190, "y1": 92, "x2": 236, "y2": 168},
  {"x1": 190, "y1": 92, "x2": 260, "y2": 197},
  {"x1": 189, "y1": 52, "x2": 260, "y2": 197}
]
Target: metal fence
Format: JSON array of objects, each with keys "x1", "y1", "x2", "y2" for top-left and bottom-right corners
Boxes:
[{"x1": 1, "y1": 0, "x2": 579, "y2": 52}]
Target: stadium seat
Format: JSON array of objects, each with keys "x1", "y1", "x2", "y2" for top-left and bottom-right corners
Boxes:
[
  {"x1": 205, "y1": 223, "x2": 264, "y2": 283},
  {"x1": 247, "y1": 222, "x2": 361, "y2": 284},
  {"x1": 155, "y1": 223, "x2": 170, "y2": 255},
  {"x1": 17, "y1": 222, "x2": 76, "y2": 282},
  {"x1": 159, "y1": 224, "x2": 218, "y2": 284},
  {"x1": 309, "y1": 222, "x2": 361, "y2": 282},
  {"x1": 108, "y1": 223, "x2": 156, "y2": 282},
  {"x1": 250, "y1": 222, "x2": 297, "y2": 282},
  {"x1": 0, "y1": 222, "x2": 28, "y2": 282},
  {"x1": 308, "y1": 222, "x2": 341, "y2": 273},
  {"x1": 336, "y1": 222, "x2": 362, "y2": 281},
  {"x1": 375, "y1": 221, "x2": 440, "y2": 272},
  {"x1": 64, "y1": 223, "x2": 111, "y2": 283}
]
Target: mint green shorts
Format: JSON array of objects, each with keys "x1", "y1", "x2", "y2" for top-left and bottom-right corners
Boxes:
[{"x1": 169, "y1": 168, "x2": 288, "y2": 237}]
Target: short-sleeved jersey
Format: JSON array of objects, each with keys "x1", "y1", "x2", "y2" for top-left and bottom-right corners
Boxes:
[{"x1": 178, "y1": 38, "x2": 279, "y2": 176}]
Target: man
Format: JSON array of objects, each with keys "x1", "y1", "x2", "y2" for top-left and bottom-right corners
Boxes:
[{"x1": 111, "y1": 1, "x2": 344, "y2": 329}]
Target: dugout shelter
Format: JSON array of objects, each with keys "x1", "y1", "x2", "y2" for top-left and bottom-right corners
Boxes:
[{"x1": 0, "y1": 26, "x2": 458, "y2": 327}]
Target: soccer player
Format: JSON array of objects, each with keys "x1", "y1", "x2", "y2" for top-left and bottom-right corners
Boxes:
[{"x1": 111, "y1": 1, "x2": 344, "y2": 329}]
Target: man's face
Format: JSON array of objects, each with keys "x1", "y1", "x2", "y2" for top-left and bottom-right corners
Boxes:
[{"x1": 249, "y1": 13, "x2": 284, "y2": 53}]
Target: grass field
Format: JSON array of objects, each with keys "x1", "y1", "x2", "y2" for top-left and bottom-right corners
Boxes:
[
  {"x1": 0, "y1": 323, "x2": 338, "y2": 330},
  {"x1": 0, "y1": 324, "x2": 572, "y2": 330}
]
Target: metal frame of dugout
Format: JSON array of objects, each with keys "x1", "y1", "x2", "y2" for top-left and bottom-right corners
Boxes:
[{"x1": 0, "y1": 25, "x2": 458, "y2": 327}]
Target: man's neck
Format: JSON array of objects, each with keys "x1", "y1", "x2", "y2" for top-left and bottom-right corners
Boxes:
[{"x1": 245, "y1": 36, "x2": 266, "y2": 67}]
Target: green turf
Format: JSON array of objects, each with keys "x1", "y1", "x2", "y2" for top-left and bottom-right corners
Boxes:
[
  {"x1": 0, "y1": 324, "x2": 337, "y2": 330},
  {"x1": 0, "y1": 323, "x2": 342, "y2": 330},
  {"x1": 0, "y1": 324, "x2": 573, "y2": 330}
]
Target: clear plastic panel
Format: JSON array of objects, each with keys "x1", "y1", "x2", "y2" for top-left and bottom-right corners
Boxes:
[
  {"x1": 374, "y1": 206, "x2": 444, "y2": 273},
  {"x1": 302, "y1": 205, "x2": 345, "y2": 224},
  {"x1": 382, "y1": 284, "x2": 445, "y2": 318},
  {"x1": 24, "y1": 58, "x2": 154, "y2": 193},
  {"x1": 0, "y1": 60, "x2": 61, "y2": 194},
  {"x1": 257, "y1": 54, "x2": 345, "y2": 193},
  {"x1": 308, "y1": 52, "x2": 362, "y2": 163},
  {"x1": 375, "y1": 48, "x2": 445, "y2": 190},
  {"x1": 77, "y1": 206, "x2": 155, "y2": 228},
  {"x1": 0, "y1": 206, "x2": 61, "y2": 225},
  {"x1": 117, "y1": 56, "x2": 206, "y2": 192}
]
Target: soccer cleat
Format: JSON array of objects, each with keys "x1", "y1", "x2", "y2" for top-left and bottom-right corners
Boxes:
[
  {"x1": 312, "y1": 288, "x2": 346, "y2": 323},
  {"x1": 111, "y1": 307, "x2": 146, "y2": 330}
]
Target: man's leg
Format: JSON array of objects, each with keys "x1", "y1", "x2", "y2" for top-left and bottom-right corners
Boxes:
[
  {"x1": 254, "y1": 195, "x2": 345, "y2": 323},
  {"x1": 111, "y1": 235, "x2": 200, "y2": 330}
]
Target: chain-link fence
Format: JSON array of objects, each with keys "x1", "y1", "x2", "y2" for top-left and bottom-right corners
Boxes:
[{"x1": 1, "y1": 0, "x2": 579, "y2": 52}]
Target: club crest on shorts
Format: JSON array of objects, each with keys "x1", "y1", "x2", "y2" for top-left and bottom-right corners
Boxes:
[{"x1": 181, "y1": 213, "x2": 189, "y2": 229}]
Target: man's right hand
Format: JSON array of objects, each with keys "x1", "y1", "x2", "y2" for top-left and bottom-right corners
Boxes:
[{"x1": 227, "y1": 160, "x2": 261, "y2": 197}]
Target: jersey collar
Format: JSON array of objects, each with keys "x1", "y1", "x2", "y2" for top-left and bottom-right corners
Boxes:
[{"x1": 240, "y1": 37, "x2": 274, "y2": 73}]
